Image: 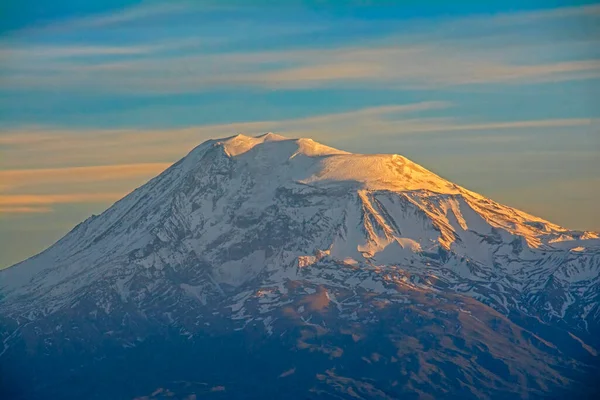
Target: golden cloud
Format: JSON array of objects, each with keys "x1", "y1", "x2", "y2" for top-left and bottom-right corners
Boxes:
[
  {"x1": 0, "y1": 163, "x2": 171, "y2": 191},
  {"x1": 0, "y1": 206, "x2": 54, "y2": 214},
  {"x1": 0, "y1": 193, "x2": 125, "y2": 206}
]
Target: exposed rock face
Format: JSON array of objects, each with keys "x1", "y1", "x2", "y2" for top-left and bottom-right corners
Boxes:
[{"x1": 1, "y1": 133, "x2": 599, "y2": 399}]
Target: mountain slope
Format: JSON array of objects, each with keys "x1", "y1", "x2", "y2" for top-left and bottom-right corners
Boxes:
[{"x1": 1, "y1": 133, "x2": 599, "y2": 399}]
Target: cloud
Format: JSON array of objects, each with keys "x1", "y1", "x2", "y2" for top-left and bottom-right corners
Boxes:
[
  {"x1": 7, "y1": 1, "x2": 327, "y2": 45},
  {"x1": 0, "y1": 163, "x2": 171, "y2": 192},
  {"x1": 24, "y1": 1, "x2": 600, "y2": 34},
  {"x1": 0, "y1": 193, "x2": 124, "y2": 206},
  {"x1": 262, "y1": 62, "x2": 383, "y2": 85},
  {"x1": 0, "y1": 45, "x2": 155, "y2": 60},
  {"x1": 1, "y1": 3, "x2": 599, "y2": 94},
  {"x1": 0, "y1": 163, "x2": 171, "y2": 215},
  {"x1": 4, "y1": 44, "x2": 599, "y2": 93},
  {"x1": 36, "y1": 2, "x2": 195, "y2": 31},
  {"x1": 0, "y1": 133, "x2": 56, "y2": 145},
  {"x1": 0, "y1": 207, "x2": 53, "y2": 216},
  {"x1": 380, "y1": 118, "x2": 597, "y2": 134},
  {"x1": 0, "y1": 207, "x2": 54, "y2": 215},
  {"x1": 282, "y1": 101, "x2": 451, "y2": 124},
  {"x1": 485, "y1": 3, "x2": 600, "y2": 25}
]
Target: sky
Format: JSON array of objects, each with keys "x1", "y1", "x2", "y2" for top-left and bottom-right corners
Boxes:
[{"x1": 0, "y1": 0, "x2": 599, "y2": 268}]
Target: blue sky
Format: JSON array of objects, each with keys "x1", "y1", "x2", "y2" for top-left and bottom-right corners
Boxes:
[{"x1": 0, "y1": 0, "x2": 599, "y2": 268}]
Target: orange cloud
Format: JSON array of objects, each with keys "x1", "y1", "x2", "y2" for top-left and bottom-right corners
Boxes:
[
  {"x1": 0, "y1": 206, "x2": 54, "y2": 214},
  {"x1": 265, "y1": 62, "x2": 383, "y2": 85},
  {"x1": 0, "y1": 193, "x2": 124, "y2": 206},
  {"x1": 391, "y1": 118, "x2": 597, "y2": 133},
  {"x1": 0, "y1": 163, "x2": 172, "y2": 215},
  {"x1": 0, "y1": 163, "x2": 171, "y2": 191}
]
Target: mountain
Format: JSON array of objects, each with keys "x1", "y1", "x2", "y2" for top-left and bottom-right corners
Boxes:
[{"x1": 1, "y1": 133, "x2": 599, "y2": 400}]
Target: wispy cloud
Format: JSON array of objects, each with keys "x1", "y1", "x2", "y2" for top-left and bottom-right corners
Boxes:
[
  {"x1": 0, "y1": 163, "x2": 171, "y2": 192},
  {"x1": 380, "y1": 117, "x2": 597, "y2": 134},
  {"x1": 2, "y1": 3, "x2": 598, "y2": 94},
  {"x1": 4, "y1": 45, "x2": 599, "y2": 93},
  {"x1": 0, "y1": 163, "x2": 172, "y2": 214},
  {"x1": 32, "y1": 2, "x2": 195, "y2": 32},
  {"x1": 22, "y1": 1, "x2": 600, "y2": 34},
  {"x1": 0, "y1": 193, "x2": 124, "y2": 207},
  {"x1": 0, "y1": 45, "x2": 155, "y2": 59},
  {"x1": 0, "y1": 206, "x2": 54, "y2": 215},
  {"x1": 484, "y1": 3, "x2": 600, "y2": 25}
]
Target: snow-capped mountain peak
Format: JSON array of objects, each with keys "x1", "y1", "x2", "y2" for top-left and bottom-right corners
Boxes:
[{"x1": 1, "y1": 134, "x2": 599, "y2": 399}]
